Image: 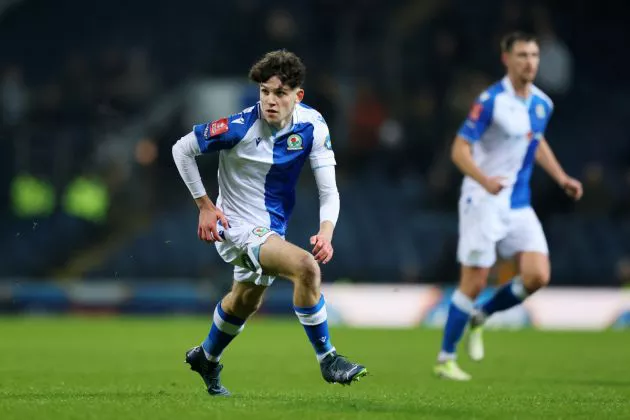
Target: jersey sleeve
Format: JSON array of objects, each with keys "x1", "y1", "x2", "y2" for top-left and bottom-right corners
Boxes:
[
  {"x1": 457, "y1": 92, "x2": 495, "y2": 143},
  {"x1": 541, "y1": 102, "x2": 554, "y2": 134},
  {"x1": 309, "y1": 117, "x2": 336, "y2": 169},
  {"x1": 192, "y1": 110, "x2": 254, "y2": 153}
]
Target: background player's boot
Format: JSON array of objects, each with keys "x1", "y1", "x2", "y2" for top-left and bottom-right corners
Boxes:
[
  {"x1": 185, "y1": 346, "x2": 231, "y2": 396},
  {"x1": 319, "y1": 352, "x2": 367, "y2": 385},
  {"x1": 467, "y1": 311, "x2": 486, "y2": 361},
  {"x1": 433, "y1": 360, "x2": 472, "y2": 381}
]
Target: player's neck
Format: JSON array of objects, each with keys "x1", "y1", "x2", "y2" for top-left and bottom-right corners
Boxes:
[
  {"x1": 266, "y1": 113, "x2": 294, "y2": 132},
  {"x1": 508, "y1": 74, "x2": 531, "y2": 99}
]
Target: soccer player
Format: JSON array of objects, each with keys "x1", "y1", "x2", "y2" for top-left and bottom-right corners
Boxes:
[
  {"x1": 434, "y1": 32, "x2": 583, "y2": 381},
  {"x1": 172, "y1": 50, "x2": 367, "y2": 395}
]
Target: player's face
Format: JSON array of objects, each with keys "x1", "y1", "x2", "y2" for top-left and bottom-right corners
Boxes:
[
  {"x1": 505, "y1": 41, "x2": 540, "y2": 83},
  {"x1": 260, "y1": 76, "x2": 304, "y2": 129}
]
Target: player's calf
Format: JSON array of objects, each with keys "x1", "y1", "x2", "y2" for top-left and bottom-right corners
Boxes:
[{"x1": 222, "y1": 282, "x2": 267, "y2": 319}]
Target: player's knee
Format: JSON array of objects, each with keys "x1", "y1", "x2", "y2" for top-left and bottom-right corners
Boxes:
[
  {"x1": 295, "y1": 254, "x2": 320, "y2": 288},
  {"x1": 522, "y1": 269, "x2": 550, "y2": 292},
  {"x1": 459, "y1": 266, "x2": 490, "y2": 298}
]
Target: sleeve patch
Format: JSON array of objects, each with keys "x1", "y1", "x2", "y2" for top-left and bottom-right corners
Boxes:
[
  {"x1": 469, "y1": 103, "x2": 483, "y2": 121},
  {"x1": 204, "y1": 118, "x2": 229, "y2": 139}
]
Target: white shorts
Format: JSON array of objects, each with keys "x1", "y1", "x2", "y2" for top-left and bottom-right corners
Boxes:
[
  {"x1": 457, "y1": 194, "x2": 548, "y2": 268},
  {"x1": 215, "y1": 222, "x2": 279, "y2": 286}
]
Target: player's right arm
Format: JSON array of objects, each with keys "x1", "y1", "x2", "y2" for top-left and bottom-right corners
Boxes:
[
  {"x1": 172, "y1": 131, "x2": 229, "y2": 243},
  {"x1": 172, "y1": 112, "x2": 250, "y2": 243},
  {"x1": 451, "y1": 94, "x2": 504, "y2": 195},
  {"x1": 451, "y1": 137, "x2": 504, "y2": 195}
]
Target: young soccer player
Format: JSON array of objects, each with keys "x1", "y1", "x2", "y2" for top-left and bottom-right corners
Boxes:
[{"x1": 172, "y1": 50, "x2": 367, "y2": 395}]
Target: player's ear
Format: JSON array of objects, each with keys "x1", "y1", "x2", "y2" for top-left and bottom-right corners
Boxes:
[
  {"x1": 296, "y1": 89, "x2": 304, "y2": 103},
  {"x1": 501, "y1": 52, "x2": 509, "y2": 67}
]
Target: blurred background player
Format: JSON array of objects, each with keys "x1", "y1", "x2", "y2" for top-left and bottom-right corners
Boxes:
[
  {"x1": 434, "y1": 32, "x2": 584, "y2": 381},
  {"x1": 172, "y1": 50, "x2": 367, "y2": 395}
]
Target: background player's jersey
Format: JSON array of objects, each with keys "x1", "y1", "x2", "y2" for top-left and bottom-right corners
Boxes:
[
  {"x1": 457, "y1": 76, "x2": 554, "y2": 208},
  {"x1": 193, "y1": 103, "x2": 335, "y2": 235}
]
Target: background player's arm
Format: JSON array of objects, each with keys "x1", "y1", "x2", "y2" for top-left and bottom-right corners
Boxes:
[
  {"x1": 451, "y1": 136, "x2": 505, "y2": 195},
  {"x1": 536, "y1": 137, "x2": 583, "y2": 200},
  {"x1": 172, "y1": 132, "x2": 228, "y2": 243},
  {"x1": 454, "y1": 93, "x2": 504, "y2": 195}
]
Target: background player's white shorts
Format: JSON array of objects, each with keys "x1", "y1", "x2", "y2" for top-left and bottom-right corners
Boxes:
[
  {"x1": 215, "y1": 222, "x2": 279, "y2": 286},
  {"x1": 457, "y1": 194, "x2": 548, "y2": 268}
]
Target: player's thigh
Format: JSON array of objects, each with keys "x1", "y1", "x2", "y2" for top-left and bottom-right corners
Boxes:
[
  {"x1": 498, "y1": 207, "x2": 548, "y2": 260},
  {"x1": 258, "y1": 235, "x2": 317, "y2": 280},
  {"x1": 457, "y1": 195, "x2": 503, "y2": 269}
]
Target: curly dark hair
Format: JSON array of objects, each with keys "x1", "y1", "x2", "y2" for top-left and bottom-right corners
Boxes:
[{"x1": 248, "y1": 49, "x2": 306, "y2": 88}]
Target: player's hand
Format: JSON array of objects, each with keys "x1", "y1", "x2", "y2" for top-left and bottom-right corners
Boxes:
[
  {"x1": 561, "y1": 176, "x2": 583, "y2": 201},
  {"x1": 198, "y1": 207, "x2": 229, "y2": 243},
  {"x1": 482, "y1": 176, "x2": 506, "y2": 195},
  {"x1": 310, "y1": 234, "x2": 334, "y2": 264}
]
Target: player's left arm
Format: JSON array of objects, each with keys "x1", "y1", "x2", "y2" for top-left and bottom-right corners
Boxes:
[
  {"x1": 536, "y1": 137, "x2": 583, "y2": 200},
  {"x1": 311, "y1": 166, "x2": 339, "y2": 264},
  {"x1": 309, "y1": 119, "x2": 339, "y2": 264}
]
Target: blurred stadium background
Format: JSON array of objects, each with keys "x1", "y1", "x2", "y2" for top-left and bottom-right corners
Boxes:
[
  {"x1": 2, "y1": 1, "x2": 630, "y2": 419},
  {"x1": 0, "y1": 0, "x2": 628, "y2": 327}
]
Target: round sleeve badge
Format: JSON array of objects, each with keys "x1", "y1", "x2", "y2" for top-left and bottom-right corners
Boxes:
[{"x1": 324, "y1": 134, "x2": 332, "y2": 150}]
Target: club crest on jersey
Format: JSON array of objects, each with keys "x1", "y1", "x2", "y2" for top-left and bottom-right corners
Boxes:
[
  {"x1": 535, "y1": 104, "x2": 546, "y2": 119},
  {"x1": 252, "y1": 226, "x2": 270, "y2": 237},
  {"x1": 287, "y1": 134, "x2": 303, "y2": 150},
  {"x1": 205, "y1": 118, "x2": 229, "y2": 139}
]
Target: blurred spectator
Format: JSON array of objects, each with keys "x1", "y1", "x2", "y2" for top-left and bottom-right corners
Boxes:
[
  {"x1": 116, "y1": 47, "x2": 161, "y2": 111},
  {"x1": 575, "y1": 162, "x2": 615, "y2": 216},
  {"x1": 1, "y1": 65, "x2": 28, "y2": 128},
  {"x1": 532, "y1": 5, "x2": 573, "y2": 96},
  {"x1": 347, "y1": 81, "x2": 386, "y2": 170},
  {"x1": 61, "y1": 53, "x2": 95, "y2": 122},
  {"x1": 613, "y1": 168, "x2": 630, "y2": 220},
  {"x1": 615, "y1": 256, "x2": 630, "y2": 287}
]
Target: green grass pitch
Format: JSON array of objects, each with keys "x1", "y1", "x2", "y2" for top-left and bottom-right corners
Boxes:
[{"x1": 0, "y1": 317, "x2": 628, "y2": 419}]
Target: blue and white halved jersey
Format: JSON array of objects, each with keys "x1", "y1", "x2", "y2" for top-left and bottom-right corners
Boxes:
[
  {"x1": 192, "y1": 102, "x2": 335, "y2": 236},
  {"x1": 457, "y1": 76, "x2": 554, "y2": 208}
]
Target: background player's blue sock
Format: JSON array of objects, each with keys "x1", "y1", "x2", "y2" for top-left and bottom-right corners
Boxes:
[
  {"x1": 201, "y1": 301, "x2": 246, "y2": 362},
  {"x1": 481, "y1": 276, "x2": 528, "y2": 316},
  {"x1": 294, "y1": 294, "x2": 336, "y2": 362},
  {"x1": 439, "y1": 289, "x2": 475, "y2": 362}
]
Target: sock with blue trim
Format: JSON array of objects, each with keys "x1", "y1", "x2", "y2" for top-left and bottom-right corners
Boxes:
[
  {"x1": 294, "y1": 295, "x2": 336, "y2": 362},
  {"x1": 201, "y1": 301, "x2": 246, "y2": 362},
  {"x1": 481, "y1": 276, "x2": 529, "y2": 316},
  {"x1": 438, "y1": 289, "x2": 475, "y2": 362}
]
